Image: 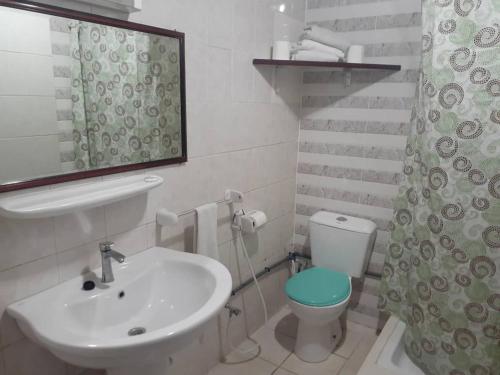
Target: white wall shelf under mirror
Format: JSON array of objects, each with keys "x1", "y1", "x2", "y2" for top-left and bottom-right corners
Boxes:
[{"x1": 0, "y1": 174, "x2": 163, "y2": 219}]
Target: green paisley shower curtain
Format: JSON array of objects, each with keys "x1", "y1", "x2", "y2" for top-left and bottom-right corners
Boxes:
[
  {"x1": 70, "y1": 22, "x2": 182, "y2": 169},
  {"x1": 378, "y1": 0, "x2": 500, "y2": 374}
]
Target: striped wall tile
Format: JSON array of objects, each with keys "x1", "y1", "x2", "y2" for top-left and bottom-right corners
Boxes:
[
  {"x1": 301, "y1": 107, "x2": 412, "y2": 123},
  {"x1": 56, "y1": 109, "x2": 72, "y2": 121},
  {"x1": 307, "y1": 0, "x2": 421, "y2": 21},
  {"x1": 300, "y1": 119, "x2": 410, "y2": 135},
  {"x1": 296, "y1": 0, "x2": 420, "y2": 326},
  {"x1": 51, "y1": 43, "x2": 70, "y2": 56},
  {"x1": 297, "y1": 161, "x2": 401, "y2": 184},
  {"x1": 61, "y1": 161, "x2": 76, "y2": 172},
  {"x1": 60, "y1": 149, "x2": 76, "y2": 162},
  {"x1": 299, "y1": 141, "x2": 404, "y2": 161},
  {"x1": 308, "y1": 12, "x2": 421, "y2": 31},
  {"x1": 296, "y1": 174, "x2": 400, "y2": 197},
  {"x1": 302, "y1": 95, "x2": 413, "y2": 109},
  {"x1": 55, "y1": 87, "x2": 71, "y2": 100},
  {"x1": 298, "y1": 152, "x2": 403, "y2": 172},
  {"x1": 53, "y1": 65, "x2": 71, "y2": 78},
  {"x1": 303, "y1": 69, "x2": 419, "y2": 84},
  {"x1": 299, "y1": 130, "x2": 407, "y2": 149},
  {"x1": 331, "y1": 27, "x2": 421, "y2": 45},
  {"x1": 308, "y1": 0, "x2": 396, "y2": 9},
  {"x1": 50, "y1": 17, "x2": 71, "y2": 33},
  {"x1": 363, "y1": 55, "x2": 421, "y2": 70},
  {"x1": 302, "y1": 82, "x2": 417, "y2": 98},
  {"x1": 51, "y1": 16, "x2": 75, "y2": 168},
  {"x1": 58, "y1": 130, "x2": 73, "y2": 142},
  {"x1": 297, "y1": 184, "x2": 393, "y2": 209},
  {"x1": 364, "y1": 41, "x2": 420, "y2": 57}
]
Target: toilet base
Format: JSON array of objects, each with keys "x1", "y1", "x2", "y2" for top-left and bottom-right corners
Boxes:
[{"x1": 295, "y1": 319, "x2": 342, "y2": 363}]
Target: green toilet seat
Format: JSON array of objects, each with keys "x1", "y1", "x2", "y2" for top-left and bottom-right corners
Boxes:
[{"x1": 285, "y1": 267, "x2": 351, "y2": 307}]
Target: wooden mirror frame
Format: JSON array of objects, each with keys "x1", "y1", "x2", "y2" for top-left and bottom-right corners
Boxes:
[{"x1": 0, "y1": 0, "x2": 187, "y2": 193}]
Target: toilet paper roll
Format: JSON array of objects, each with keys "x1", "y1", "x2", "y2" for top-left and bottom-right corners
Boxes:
[
  {"x1": 273, "y1": 41, "x2": 291, "y2": 60},
  {"x1": 249, "y1": 210, "x2": 267, "y2": 229},
  {"x1": 346, "y1": 45, "x2": 364, "y2": 63},
  {"x1": 241, "y1": 210, "x2": 268, "y2": 233}
]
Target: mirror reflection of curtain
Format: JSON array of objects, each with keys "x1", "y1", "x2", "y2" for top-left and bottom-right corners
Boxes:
[{"x1": 70, "y1": 22, "x2": 182, "y2": 170}]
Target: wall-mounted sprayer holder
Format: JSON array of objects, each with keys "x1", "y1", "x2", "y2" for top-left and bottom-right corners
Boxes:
[{"x1": 224, "y1": 189, "x2": 243, "y2": 203}]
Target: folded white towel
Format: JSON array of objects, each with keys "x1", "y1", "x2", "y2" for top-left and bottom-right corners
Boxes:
[
  {"x1": 195, "y1": 203, "x2": 219, "y2": 260},
  {"x1": 292, "y1": 50, "x2": 341, "y2": 62},
  {"x1": 294, "y1": 39, "x2": 345, "y2": 59},
  {"x1": 303, "y1": 25, "x2": 350, "y2": 52}
]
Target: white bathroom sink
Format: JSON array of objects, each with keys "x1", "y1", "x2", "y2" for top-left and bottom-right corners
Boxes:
[{"x1": 7, "y1": 247, "x2": 232, "y2": 375}]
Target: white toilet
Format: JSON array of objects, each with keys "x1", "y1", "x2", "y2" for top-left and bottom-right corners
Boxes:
[{"x1": 285, "y1": 211, "x2": 377, "y2": 362}]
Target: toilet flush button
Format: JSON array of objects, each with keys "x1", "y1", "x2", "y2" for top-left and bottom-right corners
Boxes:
[{"x1": 337, "y1": 216, "x2": 347, "y2": 222}]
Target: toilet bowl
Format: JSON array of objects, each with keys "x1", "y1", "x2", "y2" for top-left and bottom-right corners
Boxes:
[
  {"x1": 285, "y1": 212, "x2": 377, "y2": 363},
  {"x1": 286, "y1": 268, "x2": 351, "y2": 362}
]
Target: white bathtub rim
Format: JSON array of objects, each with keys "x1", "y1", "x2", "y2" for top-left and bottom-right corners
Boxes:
[{"x1": 358, "y1": 315, "x2": 424, "y2": 375}]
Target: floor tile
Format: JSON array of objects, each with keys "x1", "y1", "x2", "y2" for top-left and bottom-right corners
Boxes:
[
  {"x1": 338, "y1": 328, "x2": 378, "y2": 375},
  {"x1": 265, "y1": 306, "x2": 291, "y2": 330},
  {"x1": 347, "y1": 320, "x2": 377, "y2": 335},
  {"x1": 211, "y1": 307, "x2": 380, "y2": 375},
  {"x1": 208, "y1": 357, "x2": 276, "y2": 375},
  {"x1": 334, "y1": 325, "x2": 364, "y2": 358},
  {"x1": 265, "y1": 306, "x2": 298, "y2": 339},
  {"x1": 224, "y1": 326, "x2": 294, "y2": 367},
  {"x1": 281, "y1": 353, "x2": 346, "y2": 375},
  {"x1": 251, "y1": 326, "x2": 295, "y2": 365}
]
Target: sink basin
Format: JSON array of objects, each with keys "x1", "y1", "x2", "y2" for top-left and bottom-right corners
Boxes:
[{"x1": 7, "y1": 247, "x2": 232, "y2": 375}]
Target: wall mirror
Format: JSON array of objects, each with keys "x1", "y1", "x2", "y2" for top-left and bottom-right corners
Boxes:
[{"x1": 0, "y1": 0, "x2": 187, "y2": 192}]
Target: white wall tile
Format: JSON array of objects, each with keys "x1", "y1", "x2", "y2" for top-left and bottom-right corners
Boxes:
[
  {"x1": 107, "y1": 225, "x2": 152, "y2": 258},
  {"x1": 0, "y1": 217, "x2": 55, "y2": 272},
  {"x1": 0, "y1": 314, "x2": 24, "y2": 350},
  {"x1": 0, "y1": 136, "x2": 62, "y2": 183},
  {"x1": 184, "y1": 36, "x2": 208, "y2": 103},
  {"x1": 54, "y1": 209, "x2": 106, "y2": 252},
  {"x1": 206, "y1": 46, "x2": 232, "y2": 103},
  {"x1": 3, "y1": 339, "x2": 65, "y2": 375},
  {"x1": 232, "y1": 0, "x2": 256, "y2": 51},
  {"x1": 208, "y1": 0, "x2": 233, "y2": 49},
  {"x1": 0, "y1": 52, "x2": 54, "y2": 96},
  {"x1": 104, "y1": 193, "x2": 149, "y2": 236},
  {"x1": 255, "y1": 0, "x2": 274, "y2": 54},
  {"x1": 0, "y1": 255, "x2": 59, "y2": 315},
  {"x1": 56, "y1": 240, "x2": 102, "y2": 282},
  {"x1": 168, "y1": 317, "x2": 220, "y2": 375},
  {"x1": 232, "y1": 50, "x2": 254, "y2": 103},
  {"x1": 273, "y1": 11, "x2": 305, "y2": 42},
  {"x1": 0, "y1": 97, "x2": 58, "y2": 138},
  {"x1": 253, "y1": 67, "x2": 274, "y2": 103},
  {"x1": 0, "y1": 8, "x2": 51, "y2": 55}
]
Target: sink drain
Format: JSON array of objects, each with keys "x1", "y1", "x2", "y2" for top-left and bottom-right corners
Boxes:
[{"x1": 128, "y1": 327, "x2": 146, "y2": 336}]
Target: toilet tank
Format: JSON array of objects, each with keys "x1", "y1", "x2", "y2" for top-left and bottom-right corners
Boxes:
[{"x1": 309, "y1": 211, "x2": 377, "y2": 277}]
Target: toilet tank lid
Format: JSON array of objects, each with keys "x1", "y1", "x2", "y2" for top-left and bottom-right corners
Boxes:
[{"x1": 310, "y1": 211, "x2": 377, "y2": 234}]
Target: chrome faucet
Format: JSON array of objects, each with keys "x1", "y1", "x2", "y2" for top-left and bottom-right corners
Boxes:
[{"x1": 99, "y1": 241, "x2": 126, "y2": 283}]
